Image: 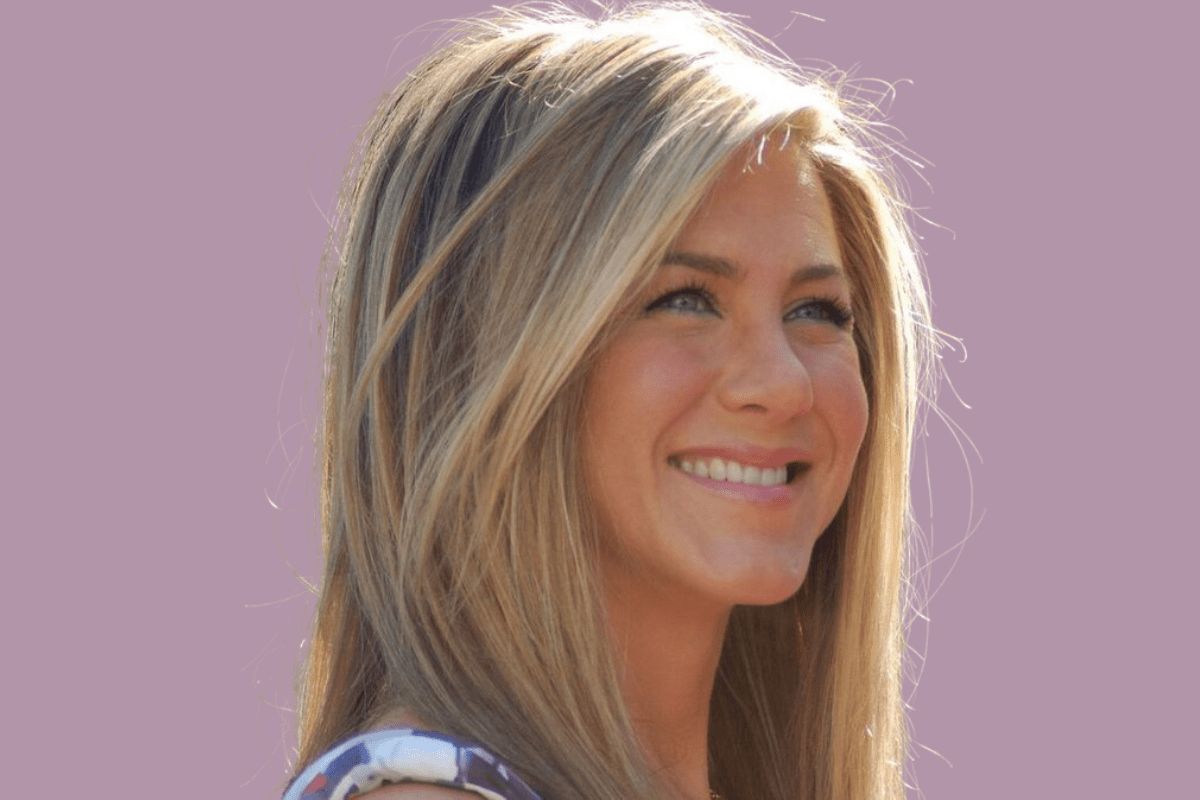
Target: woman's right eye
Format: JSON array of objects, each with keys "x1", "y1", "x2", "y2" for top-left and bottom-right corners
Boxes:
[{"x1": 646, "y1": 286, "x2": 718, "y2": 316}]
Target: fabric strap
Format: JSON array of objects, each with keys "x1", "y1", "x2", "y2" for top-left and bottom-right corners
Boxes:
[{"x1": 282, "y1": 728, "x2": 544, "y2": 800}]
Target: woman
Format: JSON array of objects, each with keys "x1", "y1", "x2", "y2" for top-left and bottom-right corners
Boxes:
[{"x1": 285, "y1": 3, "x2": 932, "y2": 799}]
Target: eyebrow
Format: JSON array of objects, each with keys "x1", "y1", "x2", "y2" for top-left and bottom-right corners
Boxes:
[{"x1": 662, "y1": 250, "x2": 845, "y2": 287}]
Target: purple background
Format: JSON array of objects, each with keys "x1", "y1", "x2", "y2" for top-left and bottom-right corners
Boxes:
[{"x1": 5, "y1": 2, "x2": 1194, "y2": 797}]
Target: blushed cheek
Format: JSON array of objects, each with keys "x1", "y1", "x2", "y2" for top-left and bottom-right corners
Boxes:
[
  {"x1": 630, "y1": 339, "x2": 711, "y2": 404},
  {"x1": 579, "y1": 334, "x2": 709, "y2": 504},
  {"x1": 825, "y1": 351, "x2": 870, "y2": 464},
  {"x1": 589, "y1": 332, "x2": 712, "y2": 434},
  {"x1": 848, "y1": 378, "x2": 869, "y2": 456}
]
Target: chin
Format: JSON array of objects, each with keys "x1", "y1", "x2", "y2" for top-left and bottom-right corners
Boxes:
[
  {"x1": 712, "y1": 549, "x2": 813, "y2": 607},
  {"x1": 728, "y1": 580, "x2": 807, "y2": 607}
]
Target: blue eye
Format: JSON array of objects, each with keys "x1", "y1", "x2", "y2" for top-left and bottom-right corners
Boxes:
[
  {"x1": 787, "y1": 298, "x2": 854, "y2": 328},
  {"x1": 646, "y1": 284, "x2": 718, "y2": 316}
]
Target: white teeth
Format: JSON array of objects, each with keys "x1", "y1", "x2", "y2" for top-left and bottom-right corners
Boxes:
[{"x1": 671, "y1": 457, "x2": 790, "y2": 486}]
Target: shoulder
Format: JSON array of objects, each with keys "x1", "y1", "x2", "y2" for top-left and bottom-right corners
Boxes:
[
  {"x1": 285, "y1": 719, "x2": 543, "y2": 800},
  {"x1": 353, "y1": 713, "x2": 477, "y2": 799}
]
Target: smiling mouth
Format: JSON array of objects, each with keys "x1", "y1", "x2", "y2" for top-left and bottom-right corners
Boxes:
[{"x1": 667, "y1": 456, "x2": 809, "y2": 487}]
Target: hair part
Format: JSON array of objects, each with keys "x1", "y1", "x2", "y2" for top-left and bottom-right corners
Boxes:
[{"x1": 293, "y1": 4, "x2": 933, "y2": 799}]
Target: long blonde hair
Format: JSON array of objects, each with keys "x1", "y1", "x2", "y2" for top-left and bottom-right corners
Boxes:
[{"x1": 293, "y1": 3, "x2": 932, "y2": 798}]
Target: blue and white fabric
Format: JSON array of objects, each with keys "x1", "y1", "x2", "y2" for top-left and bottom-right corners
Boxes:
[{"x1": 283, "y1": 728, "x2": 544, "y2": 800}]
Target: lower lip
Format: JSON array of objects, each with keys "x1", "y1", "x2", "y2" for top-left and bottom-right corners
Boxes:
[{"x1": 674, "y1": 468, "x2": 797, "y2": 504}]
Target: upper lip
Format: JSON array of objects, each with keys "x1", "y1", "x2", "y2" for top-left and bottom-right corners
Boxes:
[{"x1": 667, "y1": 445, "x2": 813, "y2": 469}]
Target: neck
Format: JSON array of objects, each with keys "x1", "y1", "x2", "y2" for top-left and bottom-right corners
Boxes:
[{"x1": 605, "y1": 571, "x2": 731, "y2": 800}]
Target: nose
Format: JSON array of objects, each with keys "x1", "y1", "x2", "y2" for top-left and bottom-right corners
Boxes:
[{"x1": 715, "y1": 321, "x2": 814, "y2": 422}]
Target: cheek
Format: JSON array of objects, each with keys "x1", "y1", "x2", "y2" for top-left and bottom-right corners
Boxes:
[
  {"x1": 846, "y1": 377, "x2": 870, "y2": 459},
  {"x1": 815, "y1": 346, "x2": 870, "y2": 462},
  {"x1": 581, "y1": 335, "x2": 712, "y2": 513},
  {"x1": 622, "y1": 334, "x2": 710, "y2": 404},
  {"x1": 586, "y1": 334, "x2": 711, "y2": 437}
]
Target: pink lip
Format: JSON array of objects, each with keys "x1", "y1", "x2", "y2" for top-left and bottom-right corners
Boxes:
[{"x1": 675, "y1": 469, "x2": 798, "y2": 504}]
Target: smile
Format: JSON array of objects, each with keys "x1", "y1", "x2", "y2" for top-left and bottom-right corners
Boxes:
[{"x1": 667, "y1": 456, "x2": 805, "y2": 486}]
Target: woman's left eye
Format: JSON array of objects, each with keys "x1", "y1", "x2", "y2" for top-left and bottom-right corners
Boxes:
[{"x1": 786, "y1": 298, "x2": 853, "y2": 328}]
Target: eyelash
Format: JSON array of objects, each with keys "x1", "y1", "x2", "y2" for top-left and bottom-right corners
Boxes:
[
  {"x1": 645, "y1": 281, "x2": 854, "y2": 329},
  {"x1": 645, "y1": 280, "x2": 719, "y2": 315}
]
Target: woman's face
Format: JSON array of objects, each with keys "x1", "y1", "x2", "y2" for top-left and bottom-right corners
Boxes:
[{"x1": 581, "y1": 145, "x2": 868, "y2": 609}]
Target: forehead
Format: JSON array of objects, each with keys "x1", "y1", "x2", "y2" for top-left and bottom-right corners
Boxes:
[{"x1": 671, "y1": 144, "x2": 841, "y2": 269}]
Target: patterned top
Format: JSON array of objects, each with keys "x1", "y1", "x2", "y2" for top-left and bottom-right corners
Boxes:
[{"x1": 282, "y1": 728, "x2": 544, "y2": 800}]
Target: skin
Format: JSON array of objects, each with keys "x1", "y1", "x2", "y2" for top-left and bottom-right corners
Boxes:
[
  {"x1": 580, "y1": 143, "x2": 868, "y2": 799},
  {"x1": 360, "y1": 144, "x2": 867, "y2": 800}
]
